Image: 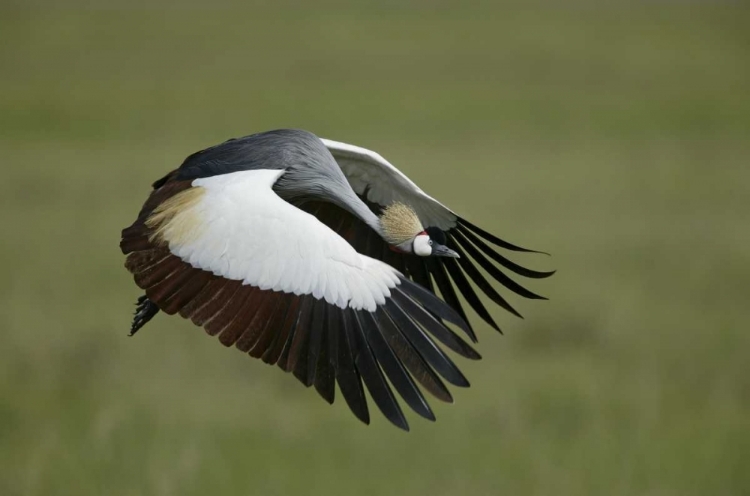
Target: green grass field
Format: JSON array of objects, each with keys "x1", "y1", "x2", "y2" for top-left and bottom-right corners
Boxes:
[{"x1": 2, "y1": 3, "x2": 749, "y2": 495}]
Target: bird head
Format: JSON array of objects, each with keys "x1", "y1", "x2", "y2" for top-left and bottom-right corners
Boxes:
[{"x1": 379, "y1": 202, "x2": 459, "y2": 258}]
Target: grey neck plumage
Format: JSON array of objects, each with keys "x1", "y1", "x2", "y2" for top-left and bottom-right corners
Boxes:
[{"x1": 269, "y1": 132, "x2": 384, "y2": 236}]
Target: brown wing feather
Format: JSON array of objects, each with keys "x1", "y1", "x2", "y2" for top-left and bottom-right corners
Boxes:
[{"x1": 161, "y1": 270, "x2": 212, "y2": 315}]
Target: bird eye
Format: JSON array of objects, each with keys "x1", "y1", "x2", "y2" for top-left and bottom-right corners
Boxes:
[{"x1": 428, "y1": 240, "x2": 433, "y2": 245}]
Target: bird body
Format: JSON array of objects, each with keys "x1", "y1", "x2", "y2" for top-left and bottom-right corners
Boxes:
[{"x1": 121, "y1": 128, "x2": 553, "y2": 430}]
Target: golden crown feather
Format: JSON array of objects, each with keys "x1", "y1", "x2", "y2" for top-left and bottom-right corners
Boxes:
[{"x1": 380, "y1": 202, "x2": 425, "y2": 246}]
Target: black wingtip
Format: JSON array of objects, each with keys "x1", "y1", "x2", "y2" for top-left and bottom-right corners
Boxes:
[
  {"x1": 129, "y1": 294, "x2": 159, "y2": 336},
  {"x1": 383, "y1": 300, "x2": 472, "y2": 389},
  {"x1": 396, "y1": 276, "x2": 476, "y2": 342},
  {"x1": 441, "y1": 256, "x2": 507, "y2": 332},
  {"x1": 457, "y1": 217, "x2": 550, "y2": 255}
]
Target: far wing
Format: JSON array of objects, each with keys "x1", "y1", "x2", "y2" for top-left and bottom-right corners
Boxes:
[
  {"x1": 322, "y1": 139, "x2": 456, "y2": 230},
  {"x1": 322, "y1": 138, "x2": 554, "y2": 337}
]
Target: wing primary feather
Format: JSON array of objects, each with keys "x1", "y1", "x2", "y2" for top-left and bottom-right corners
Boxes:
[
  {"x1": 425, "y1": 258, "x2": 475, "y2": 341},
  {"x1": 291, "y1": 297, "x2": 316, "y2": 386},
  {"x1": 351, "y1": 309, "x2": 409, "y2": 431},
  {"x1": 206, "y1": 286, "x2": 254, "y2": 338},
  {"x1": 442, "y1": 257, "x2": 502, "y2": 333},
  {"x1": 457, "y1": 217, "x2": 549, "y2": 255},
  {"x1": 383, "y1": 299, "x2": 470, "y2": 388},
  {"x1": 390, "y1": 288, "x2": 480, "y2": 359},
  {"x1": 450, "y1": 231, "x2": 547, "y2": 300},
  {"x1": 190, "y1": 280, "x2": 242, "y2": 327},
  {"x1": 134, "y1": 255, "x2": 182, "y2": 289},
  {"x1": 276, "y1": 297, "x2": 306, "y2": 371},
  {"x1": 360, "y1": 311, "x2": 435, "y2": 421},
  {"x1": 235, "y1": 291, "x2": 282, "y2": 353},
  {"x1": 404, "y1": 257, "x2": 434, "y2": 294},
  {"x1": 286, "y1": 297, "x2": 314, "y2": 373},
  {"x1": 161, "y1": 271, "x2": 212, "y2": 315},
  {"x1": 373, "y1": 307, "x2": 452, "y2": 403},
  {"x1": 447, "y1": 236, "x2": 525, "y2": 318},
  {"x1": 267, "y1": 295, "x2": 302, "y2": 366},
  {"x1": 397, "y1": 276, "x2": 475, "y2": 342},
  {"x1": 179, "y1": 278, "x2": 225, "y2": 320},
  {"x1": 327, "y1": 303, "x2": 340, "y2": 373},
  {"x1": 337, "y1": 310, "x2": 370, "y2": 424},
  {"x1": 146, "y1": 266, "x2": 194, "y2": 304},
  {"x1": 125, "y1": 250, "x2": 171, "y2": 276},
  {"x1": 218, "y1": 288, "x2": 261, "y2": 347},
  {"x1": 313, "y1": 323, "x2": 336, "y2": 405},
  {"x1": 455, "y1": 226, "x2": 555, "y2": 279},
  {"x1": 249, "y1": 295, "x2": 290, "y2": 358},
  {"x1": 306, "y1": 299, "x2": 327, "y2": 385}
]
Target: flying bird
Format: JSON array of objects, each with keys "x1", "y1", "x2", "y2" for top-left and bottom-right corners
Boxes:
[{"x1": 120, "y1": 129, "x2": 553, "y2": 430}]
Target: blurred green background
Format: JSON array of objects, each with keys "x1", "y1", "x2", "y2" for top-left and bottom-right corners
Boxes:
[{"x1": 2, "y1": 2, "x2": 749, "y2": 495}]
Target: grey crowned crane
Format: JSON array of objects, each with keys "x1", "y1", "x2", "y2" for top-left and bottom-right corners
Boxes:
[{"x1": 120, "y1": 129, "x2": 553, "y2": 430}]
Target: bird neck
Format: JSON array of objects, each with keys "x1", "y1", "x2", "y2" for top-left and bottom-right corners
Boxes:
[
  {"x1": 272, "y1": 158, "x2": 385, "y2": 239},
  {"x1": 330, "y1": 189, "x2": 384, "y2": 237}
]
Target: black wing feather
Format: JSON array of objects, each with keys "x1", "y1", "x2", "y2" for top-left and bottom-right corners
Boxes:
[
  {"x1": 360, "y1": 312, "x2": 435, "y2": 421},
  {"x1": 313, "y1": 321, "x2": 336, "y2": 405},
  {"x1": 447, "y1": 235, "x2": 525, "y2": 318},
  {"x1": 334, "y1": 310, "x2": 370, "y2": 424},
  {"x1": 383, "y1": 299, "x2": 470, "y2": 388},
  {"x1": 391, "y1": 288, "x2": 480, "y2": 360},
  {"x1": 457, "y1": 217, "x2": 548, "y2": 254},
  {"x1": 455, "y1": 225, "x2": 555, "y2": 280},
  {"x1": 404, "y1": 256, "x2": 434, "y2": 294},
  {"x1": 306, "y1": 299, "x2": 327, "y2": 384},
  {"x1": 349, "y1": 310, "x2": 409, "y2": 430},
  {"x1": 444, "y1": 255, "x2": 504, "y2": 332},
  {"x1": 425, "y1": 258, "x2": 476, "y2": 341},
  {"x1": 373, "y1": 307, "x2": 453, "y2": 403}
]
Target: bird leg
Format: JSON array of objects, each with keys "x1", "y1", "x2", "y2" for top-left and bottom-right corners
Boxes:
[{"x1": 130, "y1": 294, "x2": 160, "y2": 336}]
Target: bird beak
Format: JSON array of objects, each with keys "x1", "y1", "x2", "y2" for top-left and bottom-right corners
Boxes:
[{"x1": 432, "y1": 244, "x2": 460, "y2": 258}]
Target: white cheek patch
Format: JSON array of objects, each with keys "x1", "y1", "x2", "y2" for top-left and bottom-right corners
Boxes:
[{"x1": 413, "y1": 235, "x2": 432, "y2": 257}]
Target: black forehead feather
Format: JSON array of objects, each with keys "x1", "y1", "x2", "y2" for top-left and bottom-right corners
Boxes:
[{"x1": 425, "y1": 226, "x2": 446, "y2": 244}]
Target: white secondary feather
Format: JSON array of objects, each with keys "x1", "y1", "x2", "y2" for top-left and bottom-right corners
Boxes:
[
  {"x1": 321, "y1": 138, "x2": 457, "y2": 230},
  {"x1": 168, "y1": 169, "x2": 401, "y2": 311}
]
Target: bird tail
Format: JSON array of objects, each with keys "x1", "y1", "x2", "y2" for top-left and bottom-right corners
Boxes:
[{"x1": 130, "y1": 294, "x2": 159, "y2": 336}]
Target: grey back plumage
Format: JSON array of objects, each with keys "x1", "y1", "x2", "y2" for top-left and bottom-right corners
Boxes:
[{"x1": 176, "y1": 129, "x2": 329, "y2": 180}]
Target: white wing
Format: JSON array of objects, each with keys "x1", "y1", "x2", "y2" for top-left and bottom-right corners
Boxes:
[
  {"x1": 321, "y1": 138, "x2": 457, "y2": 230},
  {"x1": 166, "y1": 169, "x2": 400, "y2": 311}
]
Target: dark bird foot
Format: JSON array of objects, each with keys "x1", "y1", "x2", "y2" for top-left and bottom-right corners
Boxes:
[{"x1": 130, "y1": 295, "x2": 159, "y2": 336}]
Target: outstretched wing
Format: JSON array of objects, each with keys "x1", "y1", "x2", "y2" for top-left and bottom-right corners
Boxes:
[
  {"x1": 121, "y1": 168, "x2": 480, "y2": 430},
  {"x1": 323, "y1": 138, "x2": 554, "y2": 338}
]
